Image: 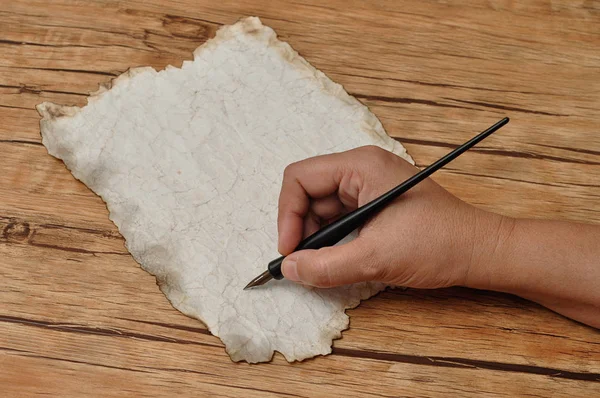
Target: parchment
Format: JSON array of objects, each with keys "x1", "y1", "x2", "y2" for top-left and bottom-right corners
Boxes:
[{"x1": 37, "y1": 17, "x2": 413, "y2": 363}]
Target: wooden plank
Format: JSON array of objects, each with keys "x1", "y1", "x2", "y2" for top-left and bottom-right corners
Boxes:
[
  {"x1": 2, "y1": 224, "x2": 599, "y2": 373},
  {"x1": 3, "y1": 348, "x2": 598, "y2": 398},
  {"x1": 2, "y1": 316, "x2": 599, "y2": 398},
  {"x1": 1, "y1": 0, "x2": 600, "y2": 396},
  {"x1": 1, "y1": 143, "x2": 598, "y2": 225}
]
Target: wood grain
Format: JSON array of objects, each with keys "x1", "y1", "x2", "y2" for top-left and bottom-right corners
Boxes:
[{"x1": 1, "y1": 1, "x2": 599, "y2": 396}]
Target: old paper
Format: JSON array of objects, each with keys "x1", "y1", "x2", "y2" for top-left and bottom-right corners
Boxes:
[{"x1": 38, "y1": 17, "x2": 412, "y2": 363}]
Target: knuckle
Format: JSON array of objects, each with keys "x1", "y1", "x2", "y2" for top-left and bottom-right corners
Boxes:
[
  {"x1": 282, "y1": 163, "x2": 296, "y2": 179},
  {"x1": 361, "y1": 145, "x2": 396, "y2": 170},
  {"x1": 361, "y1": 145, "x2": 385, "y2": 156}
]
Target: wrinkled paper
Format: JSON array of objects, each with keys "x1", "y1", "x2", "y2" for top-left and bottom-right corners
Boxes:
[{"x1": 37, "y1": 17, "x2": 413, "y2": 363}]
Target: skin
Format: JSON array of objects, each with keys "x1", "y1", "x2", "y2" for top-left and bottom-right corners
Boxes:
[{"x1": 278, "y1": 146, "x2": 600, "y2": 329}]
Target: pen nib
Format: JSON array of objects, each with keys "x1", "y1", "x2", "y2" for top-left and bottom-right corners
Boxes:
[{"x1": 244, "y1": 270, "x2": 273, "y2": 290}]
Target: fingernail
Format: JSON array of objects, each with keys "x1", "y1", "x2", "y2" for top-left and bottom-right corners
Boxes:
[{"x1": 282, "y1": 255, "x2": 299, "y2": 282}]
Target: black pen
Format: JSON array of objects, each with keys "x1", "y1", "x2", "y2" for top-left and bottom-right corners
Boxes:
[{"x1": 244, "y1": 117, "x2": 510, "y2": 290}]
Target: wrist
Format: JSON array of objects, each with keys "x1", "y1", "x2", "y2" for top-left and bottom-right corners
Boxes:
[{"x1": 461, "y1": 210, "x2": 517, "y2": 290}]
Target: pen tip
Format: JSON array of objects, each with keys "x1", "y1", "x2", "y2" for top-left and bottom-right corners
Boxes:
[{"x1": 243, "y1": 270, "x2": 273, "y2": 290}]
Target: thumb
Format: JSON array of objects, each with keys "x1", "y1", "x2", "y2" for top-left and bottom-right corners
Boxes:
[{"x1": 281, "y1": 240, "x2": 379, "y2": 288}]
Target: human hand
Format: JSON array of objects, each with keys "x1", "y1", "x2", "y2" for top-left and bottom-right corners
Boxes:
[{"x1": 277, "y1": 145, "x2": 506, "y2": 289}]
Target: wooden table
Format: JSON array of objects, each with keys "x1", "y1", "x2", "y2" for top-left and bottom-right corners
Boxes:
[{"x1": 1, "y1": 1, "x2": 599, "y2": 396}]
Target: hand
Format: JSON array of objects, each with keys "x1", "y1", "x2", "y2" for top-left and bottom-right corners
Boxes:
[
  {"x1": 277, "y1": 145, "x2": 506, "y2": 289},
  {"x1": 277, "y1": 145, "x2": 600, "y2": 328}
]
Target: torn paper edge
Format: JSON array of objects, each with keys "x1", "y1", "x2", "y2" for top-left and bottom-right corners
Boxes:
[{"x1": 36, "y1": 16, "x2": 414, "y2": 363}]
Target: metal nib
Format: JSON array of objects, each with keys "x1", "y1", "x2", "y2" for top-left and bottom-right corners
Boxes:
[{"x1": 244, "y1": 270, "x2": 273, "y2": 290}]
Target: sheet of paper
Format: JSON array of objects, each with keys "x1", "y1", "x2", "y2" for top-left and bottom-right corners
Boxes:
[{"x1": 37, "y1": 17, "x2": 413, "y2": 363}]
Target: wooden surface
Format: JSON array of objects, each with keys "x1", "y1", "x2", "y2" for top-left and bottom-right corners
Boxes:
[{"x1": 1, "y1": 0, "x2": 599, "y2": 396}]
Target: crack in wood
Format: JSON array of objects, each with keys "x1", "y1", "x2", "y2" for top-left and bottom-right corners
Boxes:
[
  {"x1": 333, "y1": 71, "x2": 569, "y2": 97},
  {"x1": 0, "y1": 315, "x2": 221, "y2": 349},
  {"x1": 445, "y1": 169, "x2": 600, "y2": 190},
  {"x1": 0, "y1": 37, "x2": 157, "y2": 53},
  {"x1": 116, "y1": 316, "x2": 211, "y2": 335},
  {"x1": 352, "y1": 93, "x2": 480, "y2": 112},
  {"x1": 0, "y1": 38, "x2": 97, "y2": 49},
  {"x1": 354, "y1": 92, "x2": 569, "y2": 117},
  {"x1": 332, "y1": 348, "x2": 600, "y2": 382},
  {"x1": 473, "y1": 147, "x2": 600, "y2": 166},
  {"x1": 137, "y1": 366, "x2": 308, "y2": 398},
  {"x1": 394, "y1": 137, "x2": 600, "y2": 166},
  {"x1": 20, "y1": 353, "x2": 152, "y2": 374},
  {"x1": 0, "y1": 83, "x2": 88, "y2": 96},
  {"x1": 39, "y1": 222, "x2": 123, "y2": 239},
  {"x1": 0, "y1": 217, "x2": 128, "y2": 254},
  {"x1": 535, "y1": 143, "x2": 600, "y2": 157},
  {"x1": 0, "y1": 65, "x2": 119, "y2": 77},
  {"x1": 0, "y1": 104, "x2": 35, "y2": 111},
  {"x1": 0, "y1": 139, "x2": 43, "y2": 146},
  {"x1": 446, "y1": 98, "x2": 571, "y2": 117},
  {"x1": 26, "y1": 241, "x2": 128, "y2": 256}
]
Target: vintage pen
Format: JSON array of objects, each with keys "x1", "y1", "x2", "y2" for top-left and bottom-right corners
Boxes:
[{"x1": 244, "y1": 117, "x2": 510, "y2": 290}]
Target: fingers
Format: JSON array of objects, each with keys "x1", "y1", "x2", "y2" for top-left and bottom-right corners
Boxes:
[
  {"x1": 276, "y1": 145, "x2": 414, "y2": 255},
  {"x1": 302, "y1": 211, "x2": 321, "y2": 239},
  {"x1": 281, "y1": 238, "x2": 380, "y2": 288},
  {"x1": 277, "y1": 152, "x2": 356, "y2": 254},
  {"x1": 278, "y1": 210, "x2": 305, "y2": 255},
  {"x1": 278, "y1": 195, "x2": 345, "y2": 254},
  {"x1": 281, "y1": 196, "x2": 345, "y2": 256},
  {"x1": 310, "y1": 194, "x2": 345, "y2": 221}
]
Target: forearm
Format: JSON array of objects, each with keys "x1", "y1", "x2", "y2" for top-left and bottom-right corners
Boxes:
[{"x1": 467, "y1": 216, "x2": 600, "y2": 328}]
